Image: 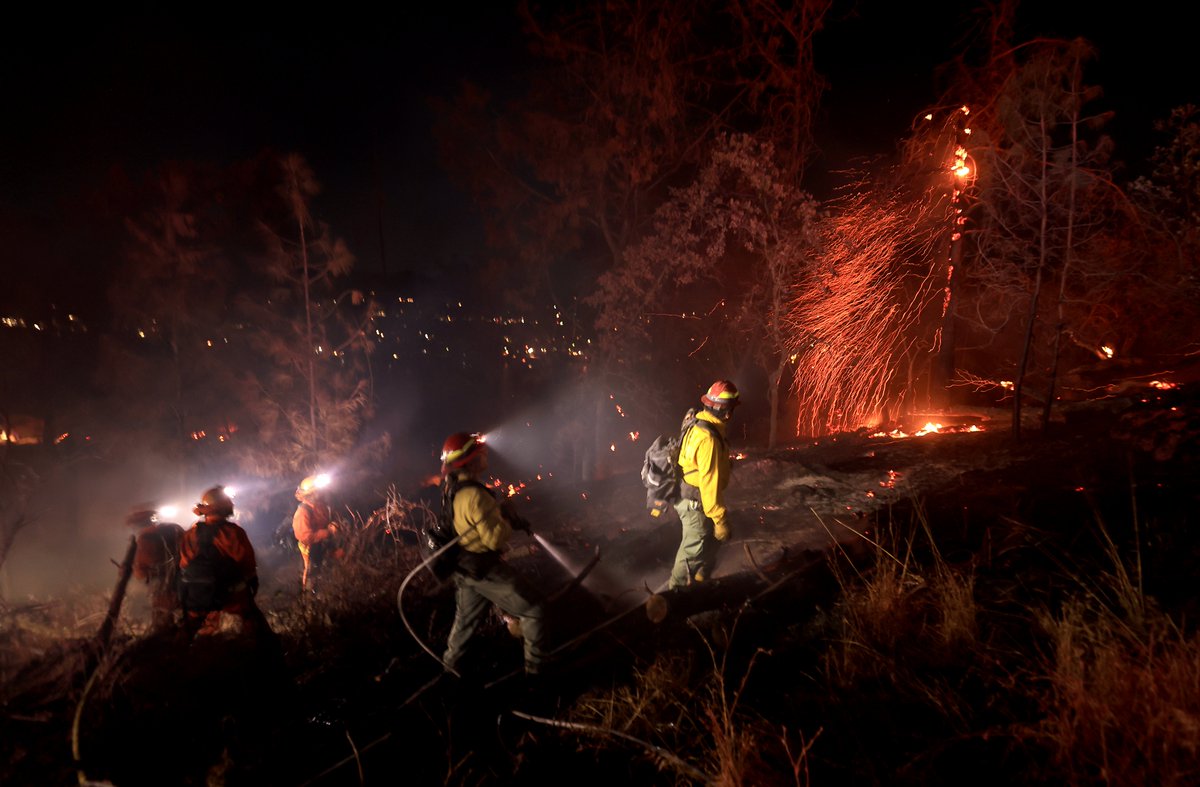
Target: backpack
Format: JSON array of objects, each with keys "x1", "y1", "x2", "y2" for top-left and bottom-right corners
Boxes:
[
  {"x1": 641, "y1": 408, "x2": 720, "y2": 518},
  {"x1": 422, "y1": 477, "x2": 491, "y2": 580},
  {"x1": 178, "y1": 524, "x2": 238, "y2": 612}
]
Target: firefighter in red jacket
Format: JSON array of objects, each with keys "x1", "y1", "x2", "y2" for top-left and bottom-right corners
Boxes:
[
  {"x1": 292, "y1": 474, "x2": 340, "y2": 593},
  {"x1": 178, "y1": 485, "x2": 270, "y2": 639},
  {"x1": 669, "y1": 380, "x2": 740, "y2": 590},
  {"x1": 126, "y1": 506, "x2": 185, "y2": 631}
]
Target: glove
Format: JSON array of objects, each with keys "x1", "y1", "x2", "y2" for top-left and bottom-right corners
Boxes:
[
  {"x1": 503, "y1": 502, "x2": 532, "y2": 533},
  {"x1": 713, "y1": 517, "x2": 731, "y2": 543}
]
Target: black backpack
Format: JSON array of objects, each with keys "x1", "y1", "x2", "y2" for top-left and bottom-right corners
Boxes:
[
  {"x1": 641, "y1": 408, "x2": 720, "y2": 518},
  {"x1": 423, "y1": 476, "x2": 491, "y2": 580},
  {"x1": 178, "y1": 524, "x2": 238, "y2": 612}
]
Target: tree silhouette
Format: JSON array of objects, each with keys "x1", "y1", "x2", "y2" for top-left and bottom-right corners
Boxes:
[
  {"x1": 235, "y1": 154, "x2": 375, "y2": 476},
  {"x1": 592, "y1": 133, "x2": 820, "y2": 447},
  {"x1": 434, "y1": 0, "x2": 829, "y2": 469},
  {"x1": 964, "y1": 39, "x2": 1130, "y2": 437},
  {"x1": 103, "y1": 161, "x2": 241, "y2": 492}
]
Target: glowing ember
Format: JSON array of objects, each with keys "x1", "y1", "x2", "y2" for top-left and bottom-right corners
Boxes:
[
  {"x1": 628, "y1": 431, "x2": 640, "y2": 441},
  {"x1": 871, "y1": 421, "x2": 984, "y2": 439},
  {"x1": 1100, "y1": 345, "x2": 1115, "y2": 359},
  {"x1": 1149, "y1": 380, "x2": 1177, "y2": 390}
]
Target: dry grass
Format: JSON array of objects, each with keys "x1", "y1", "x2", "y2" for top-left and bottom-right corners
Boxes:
[
  {"x1": 565, "y1": 613, "x2": 820, "y2": 787},
  {"x1": 823, "y1": 507, "x2": 980, "y2": 690},
  {"x1": 1030, "y1": 601, "x2": 1200, "y2": 786},
  {"x1": 1021, "y1": 511, "x2": 1200, "y2": 786}
]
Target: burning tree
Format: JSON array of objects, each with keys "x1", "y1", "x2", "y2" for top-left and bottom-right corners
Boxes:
[
  {"x1": 961, "y1": 38, "x2": 1136, "y2": 437},
  {"x1": 785, "y1": 177, "x2": 946, "y2": 436}
]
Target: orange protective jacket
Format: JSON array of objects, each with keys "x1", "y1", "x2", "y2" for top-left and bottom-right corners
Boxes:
[
  {"x1": 132, "y1": 523, "x2": 185, "y2": 582},
  {"x1": 179, "y1": 519, "x2": 258, "y2": 585},
  {"x1": 292, "y1": 501, "x2": 335, "y2": 549}
]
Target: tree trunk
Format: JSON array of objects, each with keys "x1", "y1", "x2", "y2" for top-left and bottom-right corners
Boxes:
[
  {"x1": 767, "y1": 359, "x2": 787, "y2": 450},
  {"x1": 931, "y1": 230, "x2": 963, "y2": 410},
  {"x1": 1041, "y1": 54, "x2": 1083, "y2": 433}
]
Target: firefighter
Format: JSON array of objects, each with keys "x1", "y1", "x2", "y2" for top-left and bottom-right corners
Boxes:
[
  {"x1": 438, "y1": 432, "x2": 548, "y2": 679},
  {"x1": 292, "y1": 474, "x2": 340, "y2": 594},
  {"x1": 178, "y1": 485, "x2": 271, "y2": 640},
  {"x1": 669, "y1": 379, "x2": 740, "y2": 590},
  {"x1": 126, "y1": 506, "x2": 185, "y2": 632}
]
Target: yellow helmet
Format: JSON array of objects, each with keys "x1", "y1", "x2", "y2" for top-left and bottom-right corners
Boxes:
[
  {"x1": 295, "y1": 473, "x2": 330, "y2": 501},
  {"x1": 193, "y1": 486, "x2": 234, "y2": 518}
]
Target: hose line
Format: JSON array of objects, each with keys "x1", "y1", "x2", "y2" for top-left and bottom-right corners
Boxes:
[{"x1": 395, "y1": 534, "x2": 463, "y2": 676}]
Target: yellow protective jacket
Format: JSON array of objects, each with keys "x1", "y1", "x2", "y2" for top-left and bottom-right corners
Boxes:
[
  {"x1": 677, "y1": 409, "x2": 730, "y2": 527},
  {"x1": 450, "y1": 472, "x2": 512, "y2": 554}
]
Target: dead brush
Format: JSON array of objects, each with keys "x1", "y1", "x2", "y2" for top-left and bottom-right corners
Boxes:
[
  {"x1": 560, "y1": 612, "x2": 819, "y2": 786},
  {"x1": 818, "y1": 503, "x2": 981, "y2": 689},
  {"x1": 1023, "y1": 506, "x2": 1200, "y2": 785},
  {"x1": 1029, "y1": 600, "x2": 1200, "y2": 786},
  {"x1": 271, "y1": 490, "x2": 434, "y2": 666}
]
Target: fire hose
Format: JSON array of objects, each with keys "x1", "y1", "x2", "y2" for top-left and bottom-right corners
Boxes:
[{"x1": 395, "y1": 534, "x2": 463, "y2": 676}]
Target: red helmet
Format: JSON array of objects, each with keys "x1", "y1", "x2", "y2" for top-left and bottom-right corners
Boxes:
[
  {"x1": 701, "y1": 380, "x2": 740, "y2": 411},
  {"x1": 440, "y1": 432, "x2": 487, "y2": 474}
]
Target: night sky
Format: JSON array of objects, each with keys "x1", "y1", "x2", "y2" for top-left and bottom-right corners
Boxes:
[{"x1": 2, "y1": 1, "x2": 1192, "y2": 312}]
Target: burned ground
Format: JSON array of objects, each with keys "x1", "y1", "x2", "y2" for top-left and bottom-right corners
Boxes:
[{"x1": 3, "y1": 386, "x2": 1199, "y2": 786}]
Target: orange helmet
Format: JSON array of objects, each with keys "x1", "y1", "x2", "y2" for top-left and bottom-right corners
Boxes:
[
  {"x1": 701, "y1": 380, "x2": 740, "y2": 411},
  {"x1": 440, "y1": 432, "x2": 487, "y2": 474},
  {"x1": 193, "y1": 486, "x2": 234, "y2": 518}
]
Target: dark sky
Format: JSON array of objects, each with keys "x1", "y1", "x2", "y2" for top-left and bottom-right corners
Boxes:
[{"x1": 1, "y1": 2, "x2": 1194, "y2": 302}]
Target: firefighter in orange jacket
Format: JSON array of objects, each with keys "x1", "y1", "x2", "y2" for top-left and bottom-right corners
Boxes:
[
  {"x1": 669, "y1": 380, "x2": 739, "y2": 590},
  {"x1": 178, "y1": 485, "x2": 270, "y2": 639},
  {"x1": 126, "y1": 506, "x2": 185, "y2": 631},
  {"x1": 292, "y1": 474, "x2": 340, "y2": 593}
]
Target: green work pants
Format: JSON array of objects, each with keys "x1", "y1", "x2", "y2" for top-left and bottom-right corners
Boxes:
[
  {"x1": 668, "y1": 499, "x2": 720, "y2": 590},
  {"x1": 443, "y1": 559, "x2": 547, "y2": 675}
]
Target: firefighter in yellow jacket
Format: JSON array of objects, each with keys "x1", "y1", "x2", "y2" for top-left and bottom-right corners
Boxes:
[
  {"x1": 669, "y1": 380, "x2": 740, "y2": 590},
  {"x1": 438, "y1": 432, "x2": 548, "y2": 678}
]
